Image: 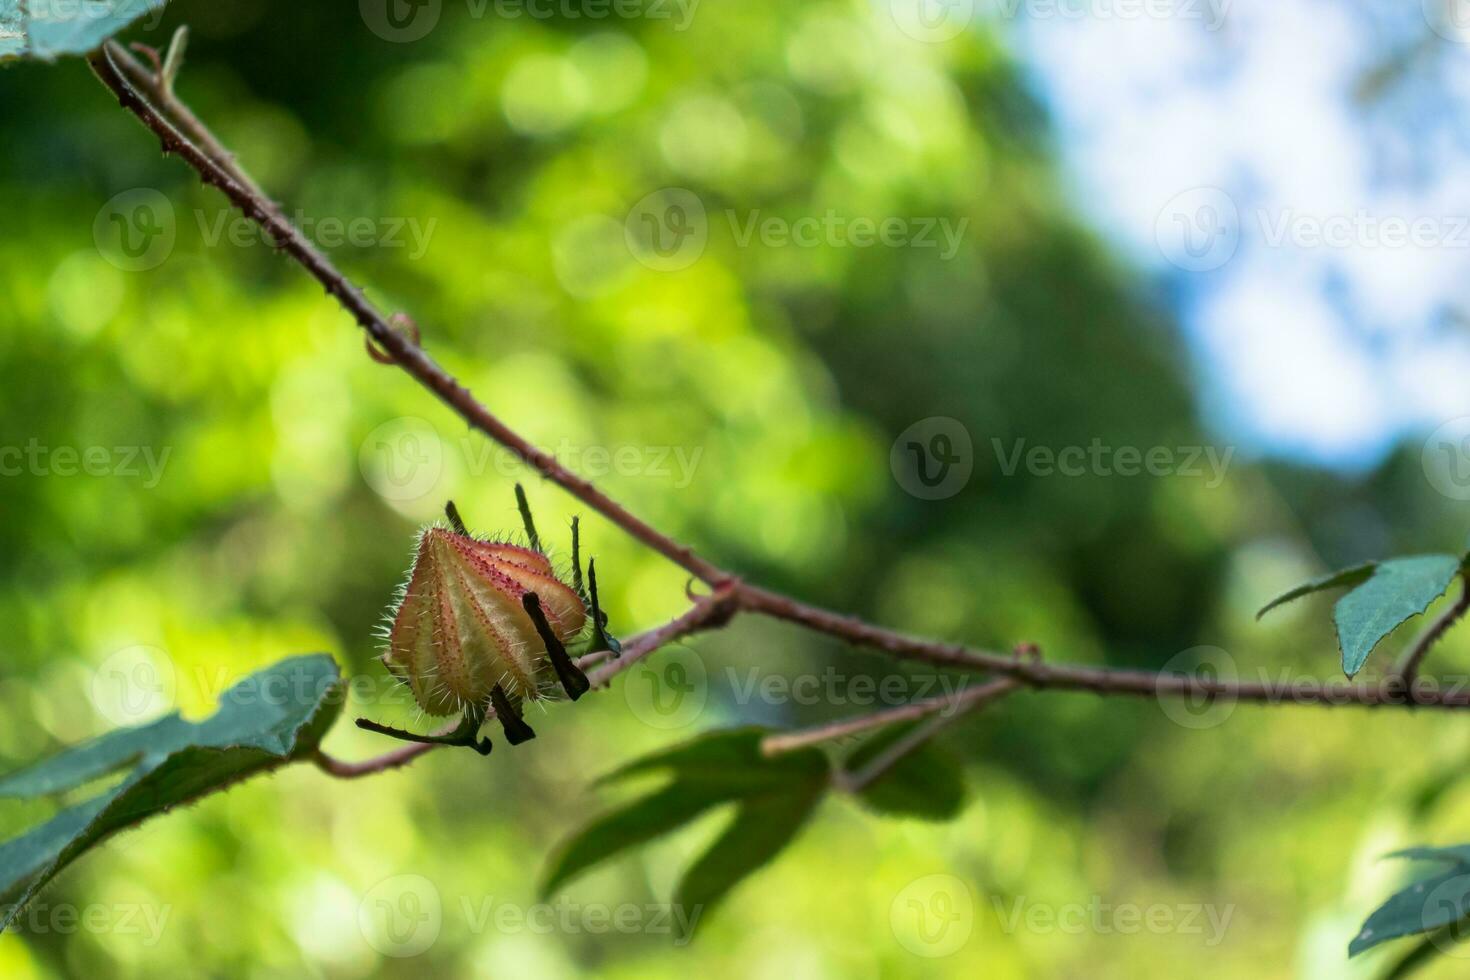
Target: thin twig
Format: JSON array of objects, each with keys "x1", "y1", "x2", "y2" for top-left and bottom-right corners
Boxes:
[
  {"x1": 92, "y1": 41, "x2": 726, "y2": 585},
  {"x1": 764, "y1": 677, "x2": 1020, "y2": 758},
  {"x1": 87, "y1": 40, "x2": 1470, "y2": 780}
]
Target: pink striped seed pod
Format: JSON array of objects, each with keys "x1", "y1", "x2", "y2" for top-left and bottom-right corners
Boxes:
[{"x1": 383, "y1": 526, "x2": 588, "y2": 717}]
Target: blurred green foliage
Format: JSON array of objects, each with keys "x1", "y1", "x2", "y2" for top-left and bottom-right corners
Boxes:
[{"x1": 1, "y1": 0, "x2": 1470, "y2": 976}]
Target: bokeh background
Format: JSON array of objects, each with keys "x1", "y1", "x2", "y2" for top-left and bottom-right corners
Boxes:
[{"x1": 3, "y1": 0, "x2": 1470, "y2": 976}]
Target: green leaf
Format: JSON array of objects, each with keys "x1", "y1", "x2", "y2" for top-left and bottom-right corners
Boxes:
[
  {"x1": 599, "y1": 726, "x2": 827, "y2": 794},
  {"x1": 673, "y1": 787, "x2": 823, "y2": 939},
  {"x1": 1388, "y1": 845, "x2": 1470, "y2": 867},
  {"x1": 542, "y1": 727, "x2": 830, "y2": 936},
  {"x1": 1256, "y1": 562, "x2": 1377, "y2": 620},
  {"x1": 0, "y1": 0, "x2": 168, "y2": 62},
  {"x1": 0, "y1": 655, "x2": 342, "y2": 929},
  {"x1": 540, "y1": 784, "x2": 734, "y2": 899},
  {"x1": 1351, "y1": 846, "x2": 1470, "y2": 957},
  {"x1": 845, "y1": 722, "x2": 968, "y2": 822},
  {"x1": 1336, "y1": 555, "x2": 1461, "y2": 677},
  {"x1": 1380, "y1": 921, "x2": 1470, "y2": 980}
]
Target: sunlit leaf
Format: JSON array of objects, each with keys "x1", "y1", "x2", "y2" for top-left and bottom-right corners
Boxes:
[
  {"x1": 673, "y1": 787, "x2": 823, "y2": 939},
  {"x1": 1336, "y1": 555, "x2": 1461, "y2": 677},
  {"x1": 1351, "y1": 845, "x2": 1470, "y2": 957},
  {"x1": 542, "y1": 727, "x2": 829, "y2": 935},
  {"x1": 540, "y1": 784, "x2": 735, "y2": 899},
  {"x1": 0, "y1": 655, "x2": 342, "y2": 930},
  {"x1": 845, "y1": 722, "x2": 968, "y2": 822}
]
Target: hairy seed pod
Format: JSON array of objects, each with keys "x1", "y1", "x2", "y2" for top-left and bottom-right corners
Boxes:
[{"x1": 383, "y1": 526, "x2": 588, "y2": 716}]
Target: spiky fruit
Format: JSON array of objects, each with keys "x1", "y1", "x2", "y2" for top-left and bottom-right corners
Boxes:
[{"x1": 383, "y1": 526, "x2": 588, "y2": 716}]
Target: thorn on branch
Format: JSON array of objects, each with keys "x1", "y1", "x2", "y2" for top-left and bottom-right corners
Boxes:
[{"x1": 365, "y1": 313, "x2": 420, "y2": 365}]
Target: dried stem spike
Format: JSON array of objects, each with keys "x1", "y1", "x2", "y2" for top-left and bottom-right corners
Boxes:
[
  {"x1": 489, "y1": 683, "x2": 536, "y2": 745},
  {"x1": 522, "y1": 592, "x2": 590, "y2": 701},
  {"x1": 445, "y1": 499, "x2": 469, "y2": 536},
  {"x1": 515, "y1": 483, "x2": 543, "y2": 554},
  {"x1": 355, "y1": 704, "x2": 493, "y2": 756},
  {"x1": 588, "y1": 559, "x2": 621, "y2": 656},
  {"x1": 570, "y1": 516, "x2": 585, "y2": 599}
]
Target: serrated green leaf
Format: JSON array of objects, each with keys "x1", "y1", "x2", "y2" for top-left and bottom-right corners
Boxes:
[
  {"x1": 1336, "y1": 555, "x2": 1461, "y2": 677},
  {"x1": 0, "y1": 655, "x2": 341, "y2": 930},
  {"x1": 0, "y1": 0, "x2": 168, "y2": 62},
  {"x1": 1350, "y1": 846, "x2": 1470, "y2": 957},
  {"x1": 1256, "y1": 562, "x2": 1377, "y2": 620},
  {"x1": 673, "y1": 787, "x2": 823, "y2": 939},
  {"x1": 845, "y1": 722, "x2": 968, "y2": 822}
]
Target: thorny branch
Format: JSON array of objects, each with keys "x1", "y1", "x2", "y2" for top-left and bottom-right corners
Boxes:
[{"x1": 87, "y1": 39, "x2": 1470, "y2": 785}]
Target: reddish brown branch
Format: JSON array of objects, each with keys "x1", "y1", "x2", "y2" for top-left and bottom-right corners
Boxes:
[
  {"x1": 88, "y1": 40, "x2": 1470, "y2": 786},
  {"x1": 763, "y1": 677, "x2": 1021, "y2": 757}
]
